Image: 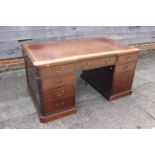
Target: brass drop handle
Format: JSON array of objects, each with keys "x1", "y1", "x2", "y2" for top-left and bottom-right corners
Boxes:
[
  {"x1": 123, "y1": 65, "x2": 128, "y2": 70},
  {"x1": 55, "y1": 66, "x2": 62, "y2": 73},
  {"x1": 55, "y1": 90, "x2": 65, "y2": 96},
  {"x1": 122, "y1": 72, "x2": 128, "y2": 78},
  {"x1": 55, "y1": 101, "x2": 65, "y2": 106},
  {"x1": 82, "y1": 62, "x2": 89, "y2": 68}
]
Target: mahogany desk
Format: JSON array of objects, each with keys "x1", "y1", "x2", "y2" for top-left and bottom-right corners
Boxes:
[{"x1": 22, "y1": 37, "x2": 140, "y2": 123}]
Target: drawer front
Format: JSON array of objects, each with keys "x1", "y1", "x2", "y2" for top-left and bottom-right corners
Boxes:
[
  {"x1": 43, "y1": 96, "x2": 75, "y2": 114},
  {"x1": 112, "y1": 81, "x2": 132, "y2": 94},
  {"x1": 113, "y1": 70, "x2": 135, "y2": 84},
  {"x1": 39, "y1": 63, "x2": 75, "y2": 78},
  {"x1": 117, "y1": 53, "x2": 138, "y2": 64},
  {"x1": 115, "y1": 63, "x2": 136, "y2": 74},
  {"x1": 41, "y1": 74, "x2": 76, "y2": 90},
  {"x1": 43, "y1": 85, "x2": 75, "y2": 102},
  {"x1": 77, "y1": 56, "x2": 116, "y2": 70}
]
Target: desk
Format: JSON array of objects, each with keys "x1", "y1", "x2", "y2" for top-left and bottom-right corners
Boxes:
[{"x1": 22, "y1": 37, "x2": 140, "y2": 123}]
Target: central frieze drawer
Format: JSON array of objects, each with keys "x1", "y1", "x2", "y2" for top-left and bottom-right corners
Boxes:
[
  {"x1": 43, "y1": 85, "x2": 75, "y2": 102},
  {"x1": 77, "y1": 56, "x2": 116, "y2": 70},
  {"x1": 39, "y1": 63, "x2": 75, "y2": 78}
]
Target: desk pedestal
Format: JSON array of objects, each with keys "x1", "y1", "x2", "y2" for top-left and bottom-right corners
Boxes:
[
  {"x1": 81, "y1": 62, "x2": 136, "y2": 101},
  {"x1": 24, "y1": 52, "x2": 138, "y2": 123}
]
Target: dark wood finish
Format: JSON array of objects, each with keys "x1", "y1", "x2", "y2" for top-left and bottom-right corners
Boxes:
[
  {"x1": 109, "y1": 91, "x2": 132, "y2": 101},
  {"x1": 112, "y1": 81, "x2": 132, "y2": 94},
  {"x1": 43, "y1": 96, "x2": 75, "y2": 114},
  {"x1": 114, "y1": 63, "x2": 137, "y2": 74},
  {"x1": 41, "y1": 74, "x2": 76, "y2": 90},
  {"x1": 113, "y1": 70, "x2": 135, "y2": 82},
  {"x1": 117, "y1": 53, "x2": 139, "y2": 64},
  {"x1": 23, "y1": 54, "x2": 41, "y2": 105},
  {"x1": 22, "y1": 37, "x2": 140, "y2": 123},
  {"x1": 39, "y1": 63, "x2": 75, "y2": 78},
  {"x1": 76, "y1": 56, "x2": 116, "y2": 70},
  {"x1": 27, "y1": 84, "x2": 77, "y2": 123},
  {"x1": 42, "y1": 85, "x2": 75, "y2": 102},
  {"x1": 22, "y1": 37, "x2": 136, "y2": 66},
  {"x1": 40, "y1": 107, "x2": 77, "y2": 123},
  {"x1": 111, "y1": 61, "x2": 138, "y2": 96}
]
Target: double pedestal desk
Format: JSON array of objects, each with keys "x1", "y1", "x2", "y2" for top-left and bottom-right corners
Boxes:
[{"x1": 22, "y1": 37, "x2": 140, "y2": 123}]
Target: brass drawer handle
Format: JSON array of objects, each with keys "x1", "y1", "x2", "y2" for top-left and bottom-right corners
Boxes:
[
  {"x1": 55, "y1": 66, "x2": 62, "y2": 73},
  {"x1": 123, "y1": 65, "x2": 128, "y2": 70},
  {"x1": 82, "y1": 62, "x2": 89, "y2": 68},
  {"x1": 55, "y1": 101, "x2": 65, "y2": 106},
  {"x1": 55, "y1": 90, "x2": 65, "y2": 96},
  {"x1": 121, "y1": 77, "x2": 128, "y2": 82},
  {"x1": 106, "y1": 58, "x2": 112, "y2": 64},
  {"x1": 122, "y1": 72, "x2": 128, "y2": 78}
]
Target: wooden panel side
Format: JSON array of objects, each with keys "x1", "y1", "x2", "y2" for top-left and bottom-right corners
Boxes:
[
  {"x1": 24, "y1": 52, "x2": 41, "y2": 105},
  {"x1": 111, "y1": 54, "x2": 138, "y2": 96}
]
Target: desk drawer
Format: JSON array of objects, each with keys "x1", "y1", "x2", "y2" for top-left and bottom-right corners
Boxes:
[
  {"x1": 43, "y1": 96, "x2": 75, "y2": 114},
  {"x1": 117, "y1": 53, "x2": 138, "y2": 64},
  {"x1": 39, "y1": 63, "x2": 75, "y2": 78},
  {"x1": 112, "y1": 81, "x2": 132, "y2": 94},
  {"x1": 77, "y1": 56, "x2": 116, "y2": 70},
  {"x1": 115, "y1": 63, "x2": 136, "y2": 74},
  {"x1": 43, "y1": 85, "x2": 75, "y2": 102},
  {"x1": 113, "y1": 70, "x2": 134, "y2": 84},
  {"x1": 41, "y1": 74, "x2": 76, "y2": 90}
]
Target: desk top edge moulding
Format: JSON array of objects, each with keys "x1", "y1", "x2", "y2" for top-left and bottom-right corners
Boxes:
[
  {"x1": 22, "y1": 37, "x2": 140, "y2": 123},
  {"x1": 22, "y1": 37, "x2": 140, "y2": 66}
]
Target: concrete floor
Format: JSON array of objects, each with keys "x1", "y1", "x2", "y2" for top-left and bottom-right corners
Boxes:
[{"x1": 0, "y1": 51, "x2": 155, "y2": 129}]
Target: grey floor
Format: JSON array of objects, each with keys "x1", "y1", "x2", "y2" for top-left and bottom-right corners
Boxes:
[{"x1": 0, "y1": 51, "x2": 155, "y2": 129}]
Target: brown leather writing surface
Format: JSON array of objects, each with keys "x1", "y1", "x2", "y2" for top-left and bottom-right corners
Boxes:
[{"x1": 22, "y1": 37, "x2": 139, "y2": 66}]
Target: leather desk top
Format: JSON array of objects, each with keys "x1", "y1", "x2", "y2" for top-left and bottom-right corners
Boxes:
[{"x1": 22, "y1": 37, "x2": 140, "y2": 66}]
